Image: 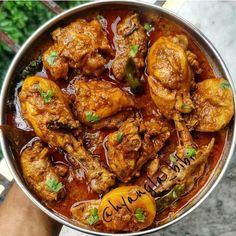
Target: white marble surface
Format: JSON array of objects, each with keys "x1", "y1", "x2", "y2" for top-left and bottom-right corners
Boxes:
[{"x1": 60, "y1": 1, "x2": 236, "y2": 235}]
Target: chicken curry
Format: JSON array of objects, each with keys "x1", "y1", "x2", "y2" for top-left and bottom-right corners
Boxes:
[{"x1": 5, "y1": 7, "x2": 234, "y2": 233}]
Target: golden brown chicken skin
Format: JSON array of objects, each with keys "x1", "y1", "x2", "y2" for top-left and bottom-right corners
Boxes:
[
  {"x1": 187, "y1": 78, "x2": 234, "y2": 132},
  {"x1": 20, "y1": 141, "x2": 65, "y2": 202},
  {"x1": 112, "y1": 13, "x2": 148, "y2": 80},
  {"x1": 19, "y1": 76, "x2": 115, "y2": 193},
  {"x1": 42, "y1": 19, "x2": 113, "y2": 80},
  {"x1": 107, "y1": 118, "x2": 170, "y2": 182},
  {"x1": 148, "y1": 35, "x2": 195, "y2": 118},
  {"x1": 73, "y1": 80, "x2": 134, "y2": 127}
]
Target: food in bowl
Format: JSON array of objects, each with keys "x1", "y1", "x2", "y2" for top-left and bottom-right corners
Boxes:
[{"x1": 5, "y1": 6, "x2": 234, "y2": 233}]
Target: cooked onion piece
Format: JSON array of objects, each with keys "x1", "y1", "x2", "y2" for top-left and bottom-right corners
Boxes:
[{"x1": 188, "y1": 78, "x2": 234, "y2": 132}]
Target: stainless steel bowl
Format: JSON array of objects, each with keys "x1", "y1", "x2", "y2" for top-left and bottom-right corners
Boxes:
[{"x1": 1, "y1": 1, "x2": 235, "y2": 235}]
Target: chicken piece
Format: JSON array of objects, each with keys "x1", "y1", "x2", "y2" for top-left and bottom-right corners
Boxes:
[
  {"x1": 174, "y1": 112, "x2": 194, "y2": 158},
  {"x1": 73, "y1": 80, "x2": 134, "y2": 126},
  {"x1": 147, "y1": 35, "x2": 204, "y2": 157},
  {"x1": 157, "y1": 138, "x2": 215, "y2": 194},
  {"x1": 148, "y1": 35, "x2": 195, "y2": 118},
  {"x1": 146, "y1": 158, "x2": 160, "y2": 177},
  {"x1": 187, "y1": 78, "x2": 234, "y2": 132},
  {"x1": 186, "y1": 50, "x2": 202, "y2": 74},
  {"x1": 91, "y1": 110, "x2": 134, "y2": 130},
  {"x1": 42, "y1": 45, "x2": 69, "y2": 80},
  {"x1": 19, "y1": 76, "x2": 115, "y2": 193},
  {"x1": 107, "y1": 118, "x2": 170, "y2": 182},
  {"x1": 71, "y1": 200, "x2": 102, "y2": 226},
  {"x1": 42, "y1": 19, "x2": 113, "y2": 80},
  {"x1": 112, "y1": 13, "x2": 148, "y2": 80},
  {"x1": 20, "y1": 141, "x2": 65, "y2": 201}
]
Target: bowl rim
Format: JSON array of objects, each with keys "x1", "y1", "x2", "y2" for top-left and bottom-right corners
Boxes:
[{"x1": 1, "y1": 0, "x2": 236, "y2": 235}]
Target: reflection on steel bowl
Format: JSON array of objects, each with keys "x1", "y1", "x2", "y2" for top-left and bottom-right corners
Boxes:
[{"x1": 0, "y1": 1, "x2": 235, "y2": 235}]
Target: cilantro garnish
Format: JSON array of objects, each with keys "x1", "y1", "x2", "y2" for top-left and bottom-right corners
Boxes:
[
  {"x1": 144, "y1": 23, "x2": 153, "y2": 33},
  {"x1": 36, "y1": 84, "x2": 54, "y2": 103},
  {"x1": 181, "y1": 104, "x2": 190, "y2": 110},
  {"x1": 85, "y1": 111, "x2": 100, "y2": 123},
  {"x1": 220, "y1": 81, "x2": 230, "y2": 90},
  {"x1": 185, "y1": 147, "x2": 197, "y2": 158},
  {"x1": 116, "y1": 131, "x2": 123, "y2": 143},
  {"x1": 169, "y1": 155, "x2": 176, "y2": 163},
  {"x1": 130, "y1": 45, "x2": 139, "y2": 58},
  {"x1": 135, "y1": 208, "x2": 145, "y2": 222},
  {"x1": 46, "y1": 178, "x2": 64, "y2": 193},
  {"x1": 47, "y1": 51, "x2": 57, "y2": 65},
  {"x1": 97, "y1": 15, "x2": 103, "y2": 21},
  {"x1": 87, "y1": 208, "x2": 99, "y2": 225}
]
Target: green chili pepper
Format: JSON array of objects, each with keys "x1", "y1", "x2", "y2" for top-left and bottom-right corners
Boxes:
[
  {"x1": 156, "y1": 184, "x2": 186, "y2": 213},
  {"x1": 126, "y1": 58, "x2": 144, "y2": 94}
]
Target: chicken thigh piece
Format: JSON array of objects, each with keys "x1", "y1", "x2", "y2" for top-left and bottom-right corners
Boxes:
[
  {"x1": 73, "y1": 80, "x2": 134, "y2": 126},
  {"x1": 20, "y1": 141, "x2": 65, "y2": 202},
  {"x1": 42, "y1": 19, "x2": 113, "y2": 80},
  {"x1": 19, "y1": 76, "x2": 115, "y2": 193},
  {"x1": 147, "y1": 35, "x2": 196, "y2": 118},
  {"x1": 112, "y1": 13, "x2": 148, "y2": 80},
  {"x1": 187, "y1": 78, "x2": 234, "y2": 132},
  {"x1": 106, "y1": 118, "x2": 170, "y2": 182},
  {"x1": 157, "y1": 138, "x2": 215, "y2": 194}
]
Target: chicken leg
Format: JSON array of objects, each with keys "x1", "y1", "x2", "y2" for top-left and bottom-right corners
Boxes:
[{"x1": 19, "y1": 76, "x2": 115, "y2": 193}]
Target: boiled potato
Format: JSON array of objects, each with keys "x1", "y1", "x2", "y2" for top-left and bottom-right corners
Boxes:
[
  {"x1": 98, "y1": 185, "x2": 156, "y2": 232},
  {"x1": 188, "y1": 78, "x2": 234, "y2": 132}
]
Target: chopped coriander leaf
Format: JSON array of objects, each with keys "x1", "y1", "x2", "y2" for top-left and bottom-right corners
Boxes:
[
  {"x1": 135, "y1": 208, "x2": 145, "y2": 222},
  {"x1": 85, "y1": 111, "x2": 100, "y2": 123},
  {"x1": 220, "y1": 81, "x2": 230, "y2": 90},
  {"x1": 181, "y1": 104, "x2": 190, "y2": 109},
  {"x1": 42, "y1": 90, "x2": 54, "y2": 103},
  {"x1": 185, "y1": 147, "x2": 197, "y2": 158},
  {"x1": 116, "y1": 131, "x2": 123, "y2": 143},
  {"x1": 181, "y1": 103, "x2": 192, "y2": 113},
  {"x1": 46, "y1": 178, "x2": 63, "y2": 192},
  {"x1": 144, "y1": 23, "x2": 153, "y2": 33},
  {"x1": 169, "y1": 155, "x2": 176, "y2": 163},
  {"x1": 97, "y1": 15, "x2": 103, "y2": 21},
  {"x1": 87, "y1": 208, "x2": 99, "y2": 225},
  {"x1": 36, "y1": 84, "x2": 54, "y2": 103},
  {"x1": 79, "y1": 157, "x2": 85, "y2": 162},
  {"x1": 31, "y1": 60, "x2": 37, "y2": 67},
  {"x1": 36, "y1": 83, "x2": 42, "y2": 92},
  {"x1": 47, "y1": 51, "x2": 57, "y2": 65},
  {"x1": 130, "y1": 45, "x2": 139, "y2": 58}
]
